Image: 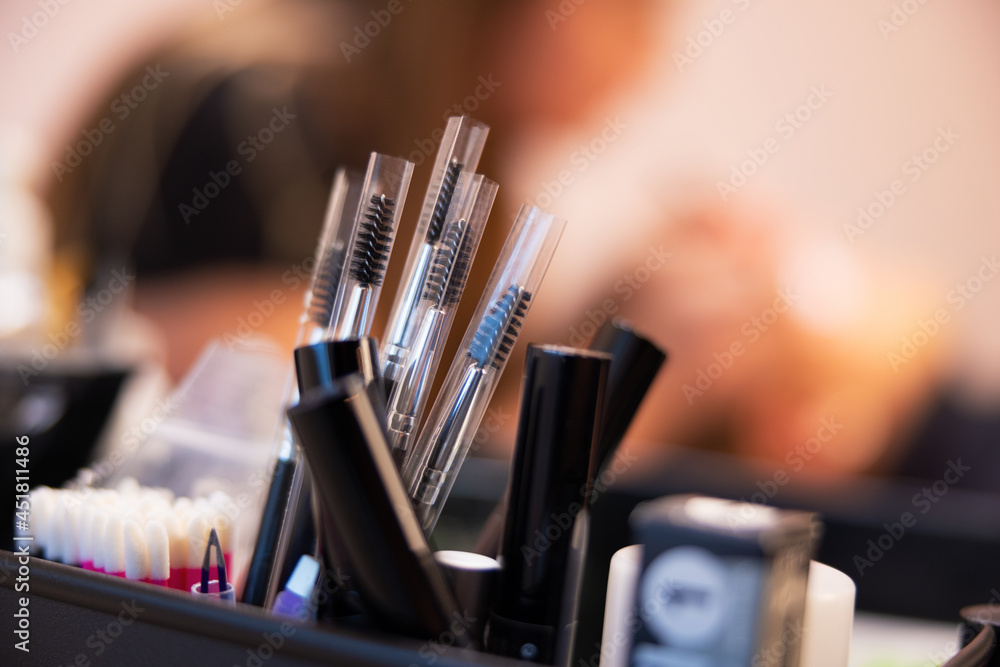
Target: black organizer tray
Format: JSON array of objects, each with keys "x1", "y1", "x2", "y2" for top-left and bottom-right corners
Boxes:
[{"x1": 0, "y1": 550, "x2": 521, "y2": 666}]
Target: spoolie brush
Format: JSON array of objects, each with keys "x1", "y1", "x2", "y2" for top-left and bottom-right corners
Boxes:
[
  {"x1": 422, "y1": 218, "x2": 472, "y2": 306},
  {"x1": 426, "y1": 159, "x2": 463, "y2": 243},
  {"x1": 335, "y1": 193, "x2": 394, "y2": 338},
  {"x1": 401, "y1": 204, "x2": 565, "y2": 534},
  {"x1": 242, "y1": 170, "x2": 362, "y2": 608},
  {"x1": 469, "y1": 285, "x2": 530, "y2": 371},
  {"x1": 385, "y1": 174, "x2": 497, "y2": 466},
  {"x1": 304, "y1": 170, "x2": 359, "y2": 336},
  {"x1": 331, "y1": 153, "x2": 413, "y2": 340},
  {"x1": 382, "y1": 117, "x2": 489, "y2": 397},
  {"x1": 351, "y1": 194, "x2": 395, "y2": 287}
]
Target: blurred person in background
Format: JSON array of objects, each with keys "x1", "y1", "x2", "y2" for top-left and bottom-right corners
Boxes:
[
  {"x1": 10, "y1": 0, "x2": 995, "y2": 488},
  {"x1": 45, "y1": 0, "x2": 656, "y2": 384}
]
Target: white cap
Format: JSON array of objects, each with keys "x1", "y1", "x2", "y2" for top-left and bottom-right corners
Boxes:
[
  {"x1": 145, "y1": 520, "x2": 170, "y2": 581},
  {"x1": 123, "y1": 519, "x2": 149, "y2": 580},
  {"x1": 103, "y1": 514, "x2": 126, "y2": 574}
]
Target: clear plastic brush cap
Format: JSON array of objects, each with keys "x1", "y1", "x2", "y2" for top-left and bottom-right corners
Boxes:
[
  {"x1": 384, "y1": 172, "x2": 498, "y2": 464},
  {"x1": 302, "y1": 169, "x2": 363, "y2": 345},
  {"x1": 382, "y1": 116, "x2": 489, "y2": 382},
  {"x1": 401, "y1": 204, "x2": 566, "y2": 534},
  {"x1": 331, "y1": 152, "x2": 414, "y2": 340}
]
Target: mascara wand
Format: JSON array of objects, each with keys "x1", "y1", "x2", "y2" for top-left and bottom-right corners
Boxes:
[
  {"x1": 382, "y1": 116, "x2": 489, "y2": 398},
  {"x1": 385, "y1": 173, "x2": 498, "y2": 466},
  {"x1": 402, "y1": 205, "x2": 565, "y2": 535},
  {"x1": 381, "y1": 159, "x2": 460, "y2": 383},
  {"x1": 331, "y1": 153, "x2": 414, "y2": 341},
  {"x1": 406, "y1": 284, "x2": 528, "y2": 517},
  {"x1": 336, "y1": 193, "x2": 395, "y2": 339},
  {"x1": 304, "y1": 168, "x2": 360, "y2": 341}
]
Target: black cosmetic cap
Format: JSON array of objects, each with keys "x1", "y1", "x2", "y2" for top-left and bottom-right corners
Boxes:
[
  {"x1": 489, "y1": 344, "x2": 609, "y2": 662},
  {"x1": 293, "y1": 337, "x2": 386, "y2": 408},
  {"x1": 286, "y1": 374, "x2": 460, "y2": 641},
  {"x1": 587, "y1": 318, "x2": 666, "y2": 474}
]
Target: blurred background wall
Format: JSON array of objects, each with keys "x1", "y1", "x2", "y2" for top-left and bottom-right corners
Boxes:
[{"x1": 3, "y1": 0, "x2": 1000, "y2": 471}]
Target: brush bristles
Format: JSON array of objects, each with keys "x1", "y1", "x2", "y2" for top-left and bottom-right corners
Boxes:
[
  {"x1": 468, "y1": 285, "x2": 531, "y2": 370},
  {"x1": 349, "y1": 194, "x2": 395, "y2": 287},
  {"x1": 307, "y1": 243, "x2": 344, "y2": 326},
  {"x1": 444, "y1": 223, "x2": 475, "y2": 306},
  {"x1": 422, "y1": 218, "x2": 467, "y2": 306},
  {"x1": 426, "y1": 159, "x2": 463, "y2": 243}
]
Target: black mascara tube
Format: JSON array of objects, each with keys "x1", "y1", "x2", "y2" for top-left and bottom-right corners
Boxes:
[
  {"x1": 473, "y1": 321, "x2": 665, "y2": 559},
  {"x1": 287, "y1": 374, "x2": 462, "y2": 641},
  {"x1": 243, "y1": 170, "x2": 360, "y2": 608},
  {"x1": 290, "y1": 336, "x2": 384, "y2": 618},
  {"x1": 487, "y1": 344, "x2": 609, "y2": 664},
  {"x1": 294, "y1": 336, "x2": 386, "y2": 409}
]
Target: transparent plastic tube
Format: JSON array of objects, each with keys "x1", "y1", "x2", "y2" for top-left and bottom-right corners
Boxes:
[
  {"x1": 299, "y1": 169, "x2": 362, "y2": 345},
  {"x1": 402, "y1": 204, "x2": 566, "y2": 534},
  {"x1": 331, "y1": 153, "x2": 414, "y2": 340},
  {"x1": 382, "y1": 116, "x2": 489, "y2": 392},
  {"x1": 243, "y1": 170, "x2": 361, "y2": 606},
  {"x1": 385, "y1": 172, "x2": 498, "y2": 465}
]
